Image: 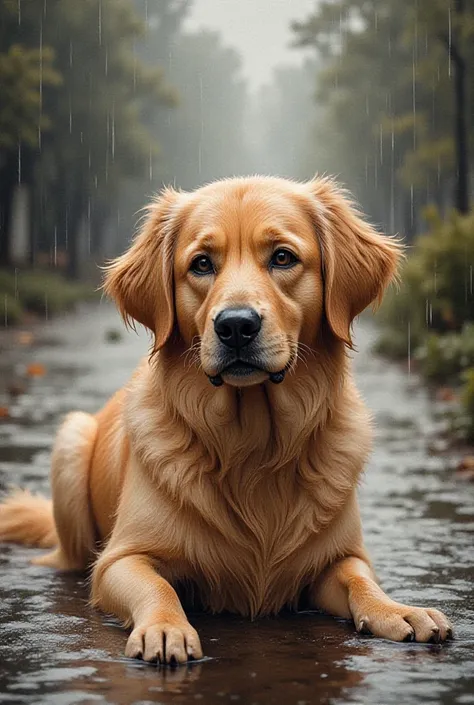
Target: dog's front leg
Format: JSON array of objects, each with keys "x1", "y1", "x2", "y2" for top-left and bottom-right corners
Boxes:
[
  {"x1": 310, "y1": 556, "x2": 453, "y2": 643},
  {"x1": 91, "y1": 553, "x2": 203, "y2": 664}
]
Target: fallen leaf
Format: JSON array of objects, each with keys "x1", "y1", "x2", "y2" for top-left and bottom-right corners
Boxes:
[
  {"x1": 436, "y1": 386, "x2": 457, "y2": 402},
  {"x1": 456, "y1": 468, "x2": 474, "y2": 482},
  {"x1": 7, "y1": 381, "x2": 27, "y2": 397},
  {"x1": 26, "y1": 363, "x2": 46, "y2": 378},
  {"x1": 457, "y1": 456, "x2": 474, "y2": 471},
  {"x1": 16, "y1": 331, "x2": 34, "y2": 346},
  {"x1": 0, "y1": 406, "x2": 10, "y2": 418}
]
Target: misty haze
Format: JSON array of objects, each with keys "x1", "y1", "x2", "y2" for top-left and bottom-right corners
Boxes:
[{"x1": 0, "y1": 2, "x2": 473, "y2": 705}]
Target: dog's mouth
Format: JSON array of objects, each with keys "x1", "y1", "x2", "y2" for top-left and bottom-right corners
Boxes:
[{"x1": 208, "y1": 360, "x2": 287, "y2": 388}]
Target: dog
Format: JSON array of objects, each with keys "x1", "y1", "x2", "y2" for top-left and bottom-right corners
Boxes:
[{"x1": 0, "y1": 176, "x2": 452, "y2": 664}]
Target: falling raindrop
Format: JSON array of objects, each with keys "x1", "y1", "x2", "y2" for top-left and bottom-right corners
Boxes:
[
  {"x1": 44, "y1": 294, "x2": 48, "y2": 321},
  {"x1": 17, "y1": 0, "x2": 21, "y2": 25},
  {"x1": 410, "y1": 184, "x2": 414, "y2": 227},
  {"x1": 407, "y1": 322, "x2": 411, "y2": 376},
  {"x1": 448, "y1": 4, "x2": 452, "y2": 78},
  {"x1": 98, "y1": 0, "x2": 102, "y2": 46},
  {"x1": 133, "y1": 41, "x2": 137, "y2": 90},
  {"x1": 390, "y1": 122, "x2": 395, "y2": 232},
  {"x1": 4, "y1": 295, "x2": 8, "y2": 328},
  {"x1": 53, "y1": 226, "x2": 57, "y2": 266},
  {"x1": 149, "y1": 147, "x2": 153, "y2": 182},
  {"x1": 412, "y1": 48, "x2": 416, "y2": 150},
  {"x1": 199, "y1": 74, "x2": 204, "y2": 175},
  {"x1": 426, "y1": 299, "x2": 433, "y2": 326},
  {"x1": 18, "y1": 141, "x2": 21, "y2": 183},
  {"x1": 69, "y1": 41, "x2": 73, "y2": 68},
  {"x1": 14, "y1": 269, "x2": 19, "y2": 299},
  {"x1": 379, "y1": 124, "x2": 383, "y2": 165},
  {"x1": 38, "y1": 20, "x2": 43, "y2": 149},
  {"x1": 111, "y1": 102, "x2": 115, "y2": 161},
  {"x1": 88, "y1": 199, "x2": 91, "y2": 255},
  {"x1": 470, "y1": 265, "x2": 473, "y2": 296}
]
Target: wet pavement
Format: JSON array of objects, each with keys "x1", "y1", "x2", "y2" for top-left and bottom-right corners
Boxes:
[{"x1": 0, "y1": 303, "x2": 473, "y2": 705}]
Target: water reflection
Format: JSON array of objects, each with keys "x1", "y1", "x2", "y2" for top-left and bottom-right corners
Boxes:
[{"x1": 0, "y1": 306, "x2": 473, "y2": 705}]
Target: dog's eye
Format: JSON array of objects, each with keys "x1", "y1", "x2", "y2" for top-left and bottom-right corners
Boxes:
[
  {"x1": 270, "y1": 249, "x2": 298, "y2": 269},
  {"x1": 190, "y1": 255, "x2": 215, "y2": 276}
]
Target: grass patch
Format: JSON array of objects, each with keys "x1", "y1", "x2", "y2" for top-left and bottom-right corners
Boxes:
[{"x1": 0, "y1": 268, "x2": 99, "y2": 326}]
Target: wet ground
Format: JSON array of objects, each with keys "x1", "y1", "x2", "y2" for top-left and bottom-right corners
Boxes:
[{"x1": 0, "y1": 303, "x2": 473, "y2": 705}]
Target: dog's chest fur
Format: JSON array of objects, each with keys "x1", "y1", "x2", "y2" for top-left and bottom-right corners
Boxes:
[
  {"x1": 180, "y1": 472, "x2": 330, "y2": 616},
  {"x1": 126, "y1": 360, "x2": 371, "y2": 617}
]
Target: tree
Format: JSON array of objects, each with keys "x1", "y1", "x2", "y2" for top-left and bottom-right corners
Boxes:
[
  {"x1": 416, "y1": 0, "x2": 472, "y2": 213},
  {"x1": 250, "y1": 60, "x2": 321, "y2": 180},
  {"x1": 0, "y1": 0, "x2": 175, "y2": 273},
  {"x1": 293, "y1": 0, "x2": 474, "y2": 238}
]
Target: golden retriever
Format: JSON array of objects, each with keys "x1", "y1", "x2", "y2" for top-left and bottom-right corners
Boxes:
[{"x1": 0, "y1": 176, "x2": 452, "y2": 664}]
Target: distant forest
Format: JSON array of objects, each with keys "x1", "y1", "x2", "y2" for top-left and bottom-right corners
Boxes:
[{"x1": 0, "y1": 0, "x2": 472, "y2": 277}]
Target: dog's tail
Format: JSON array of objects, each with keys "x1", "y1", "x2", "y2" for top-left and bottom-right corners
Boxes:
[{"x1": 0, "y1": 489, "x2": 57, "y2": 548}]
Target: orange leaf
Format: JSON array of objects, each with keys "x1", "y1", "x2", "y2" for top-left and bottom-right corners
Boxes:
[
  {"x1": 16, "y1": 331, "x2": 34, "y2": 346},
  {"x1": 26, "y1": 363, "x2": 46, "y2": 377}
]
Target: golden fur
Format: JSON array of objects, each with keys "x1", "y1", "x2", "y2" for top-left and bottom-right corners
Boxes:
[{"x1": 0, "y1": 176, "x2": 452, "y2": 663}]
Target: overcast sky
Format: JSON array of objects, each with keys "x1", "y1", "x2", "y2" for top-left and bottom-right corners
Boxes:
[{"x1": 185, "y1": 0, "x2": 315, "y2": 91}]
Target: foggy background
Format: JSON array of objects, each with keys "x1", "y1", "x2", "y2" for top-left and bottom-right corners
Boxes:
[{"x1": 0, "y1": 0, "x2": 471, "y2": 283}]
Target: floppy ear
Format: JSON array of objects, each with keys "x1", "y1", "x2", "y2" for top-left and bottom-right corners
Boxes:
[
  {"x1": 306, "y1": 177, "x2": 403, "y2": 347},
  {"x1": 103, "y1": 187, "x2": 185, "y2": 350}
]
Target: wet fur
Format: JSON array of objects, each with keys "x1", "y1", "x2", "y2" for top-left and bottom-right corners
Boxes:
[{"x1": 0, "y1": 176, "x2": 452, "y2": 661}]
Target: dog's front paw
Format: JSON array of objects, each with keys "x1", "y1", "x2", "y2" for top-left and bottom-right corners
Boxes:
[
  {"x1": 125, "y1": 618, "x2": 203, "y2": 664},
  {"x1": 354, "y1": 603, "x2": 453, "y2": 643}
]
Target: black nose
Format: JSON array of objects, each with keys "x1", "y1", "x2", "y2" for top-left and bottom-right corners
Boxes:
[{"x1": 214, "y1": 307, "x2": 262, "y2": 349}]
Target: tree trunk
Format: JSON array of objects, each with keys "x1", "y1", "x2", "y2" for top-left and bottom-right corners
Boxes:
[
  {"x1": 66, "y1": 188, "x2": 84, "y2": 280},
  {"x1": 452, "y1": 0, "x2": 470, "y2": 213},
  {"x1": 0, "y1": 153, "x2": 18, "y2": 267}
]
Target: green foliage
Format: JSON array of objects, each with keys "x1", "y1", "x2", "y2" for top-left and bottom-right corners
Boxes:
[
  {"x1": 0, "y1": 293, "x2": 23, "y2": 326},
  {"x1": 14, "y1": 271, "x2": 96, "y2": 315},
  {"x1": 0, "y1": 0, "x2": 176, "y2": 271},
  {"x1": 379, "y1": 209, "x2": 474, "y2": 341},
  {"x1": 461, "y1": 368, "x2": 474, "y2": 440},
  {"x1": 415, "y1": 325, "x2": 474, "y2": 382},
  {"x1": 293, "y1": 0, "x2": 474, "y2": 236},
  {"x1": 377, "y1": 208, "x2": 474, "y2": 438},
  {"x1": 0, "y1": 269, "x2": 97, "y2": 325},
  {"x1": 0, "y1": 44, "x2": 61, "y2": 149}
]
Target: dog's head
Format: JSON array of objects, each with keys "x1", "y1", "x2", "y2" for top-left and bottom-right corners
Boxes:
[{"x1": 104, "y1": 177, "x2": 401, "y2": 387}]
